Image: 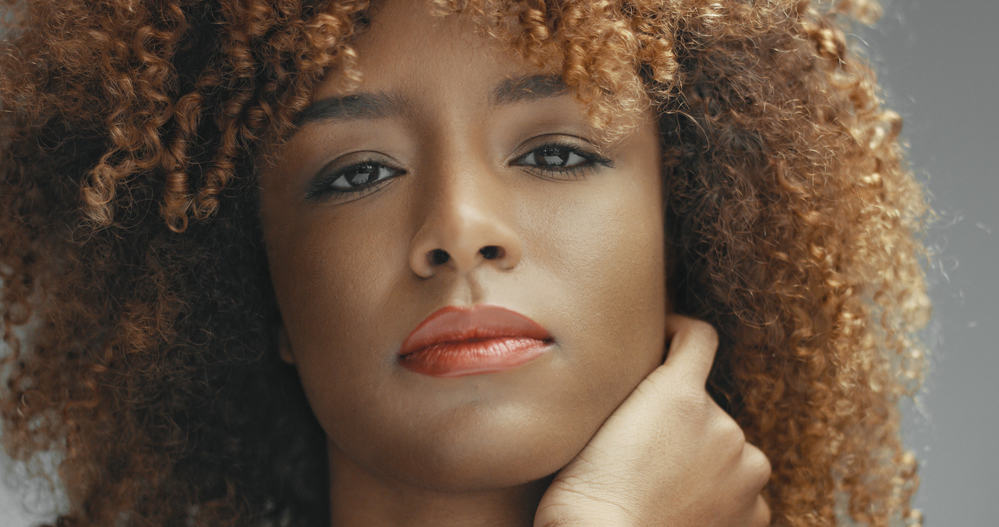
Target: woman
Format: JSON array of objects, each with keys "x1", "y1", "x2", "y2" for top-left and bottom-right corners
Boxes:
[{"x1": 0, "y1": 0, "x2": 930, "y2": 525}]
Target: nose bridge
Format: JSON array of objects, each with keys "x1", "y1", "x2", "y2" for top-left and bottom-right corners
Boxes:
[{"x1": 408, "y1": 139, "x2": 523, "y2": 278}]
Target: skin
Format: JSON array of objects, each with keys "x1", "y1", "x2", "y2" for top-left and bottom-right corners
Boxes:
[
  {"x1": 259, "y1": 1, "x2": 769, "y2": 526},
  {"x1": 534, "y1": 316, "x2": 772, "y2": 527}
]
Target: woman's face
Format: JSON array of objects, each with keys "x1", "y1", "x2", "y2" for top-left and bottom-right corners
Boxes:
[{"x1": 259, "y1": 0, "x2": 666, "y2": 491}]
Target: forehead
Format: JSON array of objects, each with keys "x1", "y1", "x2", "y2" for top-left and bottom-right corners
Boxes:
[{"x1": 313, "y1": 0, "x2": 557, "y2": 102}]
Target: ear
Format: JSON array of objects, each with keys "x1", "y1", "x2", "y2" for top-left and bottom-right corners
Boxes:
[{"x1": 277, "y1": 323, "x2": 296, "y2": 365}]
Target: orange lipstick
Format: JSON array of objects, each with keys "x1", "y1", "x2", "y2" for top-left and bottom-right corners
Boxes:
[{"x1": 398, "y1": 305, "x2": 554, "y2": 377}]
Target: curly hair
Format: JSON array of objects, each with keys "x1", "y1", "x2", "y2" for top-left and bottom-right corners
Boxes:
[{"x1": 0, "y1": 0, "x2": 930, "y2": 525}]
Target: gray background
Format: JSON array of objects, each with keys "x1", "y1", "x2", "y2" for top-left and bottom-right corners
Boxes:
[
  {"x1": 2, "y1": 0, "x2": 997, "y2": 524},
  {"x1": 862, "y1": 0, "x2": 999, "y2": 524}
]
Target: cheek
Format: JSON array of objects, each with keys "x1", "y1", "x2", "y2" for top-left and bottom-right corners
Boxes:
[
  {"x1": 531, "y1": 174, "x2": 667, "y2": 364},
  {"x1": 512, "y1": 169, "x2": 667, "y2": 449},
  {"x1": 264, "y1": 206, "x2": 410, "y2": 389},
  {"x1": 265, "y1": 209, "x2": 427, "y2": 473}
]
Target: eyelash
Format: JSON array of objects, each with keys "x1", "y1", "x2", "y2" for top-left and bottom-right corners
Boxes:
[{"x1": 305, "y1": 142, "x2": 613, "y2": 202}]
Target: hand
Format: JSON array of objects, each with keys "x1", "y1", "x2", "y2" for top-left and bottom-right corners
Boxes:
[{"x1": 534, "y1": 314, "x2": 772, "y2": 527}]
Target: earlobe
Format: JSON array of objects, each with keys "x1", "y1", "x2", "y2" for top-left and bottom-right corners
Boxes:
[{"x1": 277, "y1": 324, "x2": 296, "y2": 365}]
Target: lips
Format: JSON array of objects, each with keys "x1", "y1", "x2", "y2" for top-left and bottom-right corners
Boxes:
[{"x1": 398, "y1": 304, "x2": 554, "y2": 377}]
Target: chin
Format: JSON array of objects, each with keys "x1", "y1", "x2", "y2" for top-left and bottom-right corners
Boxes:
[{"x1": 341, "y1": 400, "x2": 590, "y2": 492}]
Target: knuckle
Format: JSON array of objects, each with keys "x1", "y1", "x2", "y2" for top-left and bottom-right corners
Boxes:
[
  {"x1": 744, "y1": 444, "x2": 773, "y2": 488},
  {"x1": 714, "y1": 415, "x2": 746, "y2": 445}
]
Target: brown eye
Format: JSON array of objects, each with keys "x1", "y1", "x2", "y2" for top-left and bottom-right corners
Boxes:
[
  {"x1": 338, "y1": 163, "x2": 390, "y2": 188},
  {"x1": 306, "y1": 160, "x2": 406, "y2": 201},
  {"x1": 516, "y1": 144, "x2": 589, "y2": 169},
  {"x1": 511, "y1": 142, "x2": 613, "y2": 180}
]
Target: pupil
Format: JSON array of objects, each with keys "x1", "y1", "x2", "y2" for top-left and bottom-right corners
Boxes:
[
  {"x1": 540, "y1": 146, "x2": 567, "y2": 166},
  {"x1": 350, "y1": 165, "x2": 375, "y2": 185}
]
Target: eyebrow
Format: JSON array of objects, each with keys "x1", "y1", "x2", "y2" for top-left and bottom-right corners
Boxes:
[
  {"x1": 491, "y1": 74, "x2": 568, "y2": 105},
  {"x1": 291, "y1": 92, "x2": 407, "y2": 127},
  {"x1": 292, "y1": 74, "x2": 569, "y2": 128}
]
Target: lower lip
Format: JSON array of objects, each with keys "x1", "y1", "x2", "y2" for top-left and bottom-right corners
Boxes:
[{"x1": 399, "y1": 337, "x2": 552, "y2": 377}]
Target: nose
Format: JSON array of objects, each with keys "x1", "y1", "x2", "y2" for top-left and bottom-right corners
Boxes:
[{"x1": 408, "y1": 167, "x2": 523, "y2": 279}]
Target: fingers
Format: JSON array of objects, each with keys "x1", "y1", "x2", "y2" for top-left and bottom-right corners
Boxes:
[
  {"x1": 741, "y1": 442, "x2": 772, "y2": 492},
  {"x1": 662, "y1": 314, "x2": 719, "y2": 383}
]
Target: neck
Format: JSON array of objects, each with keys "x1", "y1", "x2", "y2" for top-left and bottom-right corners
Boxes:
[{"x1": 327, "y1": 442, "x2": 550, "y2": 527}]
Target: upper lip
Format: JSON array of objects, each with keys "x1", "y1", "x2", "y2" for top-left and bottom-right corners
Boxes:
[{"x1": 399, "y1": 304, "x2": 553, "y2": 356}]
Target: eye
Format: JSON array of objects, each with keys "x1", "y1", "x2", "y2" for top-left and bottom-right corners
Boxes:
[
  {"x1": 305, "y1": 158, "x2": 406, "y2": 202},
  {"x1": 511, "y1": 141, "x2": 613, "y2": 179}
]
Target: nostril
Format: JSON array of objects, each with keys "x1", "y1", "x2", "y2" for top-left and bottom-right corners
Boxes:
[
  {"x1": 428, "y1": 249, "x2": 450, "y2": 266},
  {"x1": 479, "y1": 245, "x2": 502, "y2": 260}
]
